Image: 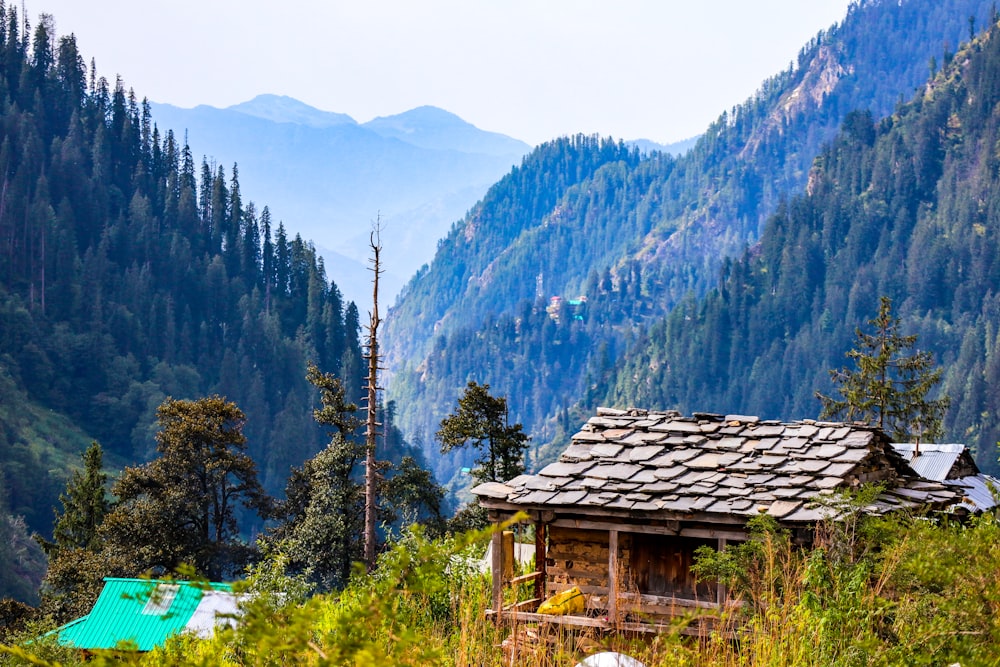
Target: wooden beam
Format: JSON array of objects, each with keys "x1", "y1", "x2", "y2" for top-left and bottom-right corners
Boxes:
[
  {"x1": 681, "y1": 527, "x2": 747, "y2": 541},
  {"x1": 550, "y1": 518, "x2": 680, "y2": 535},
  {"x1": 490, "y1": 610, "x2": 731, "y2": 638},
  {"x1": 508, "y1": 571, "x2": 541, "y2": 586},
  {"x1": 617, "y1": 591, "x2": 721, "y2": 610},
  {"x1": 477, "y1": 502, "x2": 750, "y2": 526},
  {"x1": 608, "y1": 529, "x2": 619, "y2": 623}
]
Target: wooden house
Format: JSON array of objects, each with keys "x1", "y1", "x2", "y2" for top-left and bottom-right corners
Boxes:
[{"x1": 472, "y1": 408, "x2": 963, "y2": 634}]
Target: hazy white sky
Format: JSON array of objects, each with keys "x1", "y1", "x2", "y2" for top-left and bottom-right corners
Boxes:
[{"x1": 24, "y1": 1, "x2": 852, "y2": 146}]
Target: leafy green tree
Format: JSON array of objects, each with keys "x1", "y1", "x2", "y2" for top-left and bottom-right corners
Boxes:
[
  {"x1": 383, "y1": 456, "x2": 445, "y2": 536},
  {"x1": 436, "y1": 381, "x2": 529, "y2": 484},
  {"x1": 817, "y1": 296, "x2": 950, "y2": 442},
  {"x1": 99, "y1": 396, "x2": 272, "y2": 580}
]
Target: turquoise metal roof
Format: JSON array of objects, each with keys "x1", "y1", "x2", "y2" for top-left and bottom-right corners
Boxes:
[{"x1": 58, "y1": 578, "x2": 233, "y2": 651}]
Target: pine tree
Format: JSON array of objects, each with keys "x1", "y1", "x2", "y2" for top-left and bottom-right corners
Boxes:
[
  {"x1": 817, "y1": 296, "x2": 951, "y2": 442},
  {"x1": 46, "y1": 441, "x2": 108, "y2": 554},
  {"x1": 265, "y1": 362, "x2": 363, "y2": 590},
  {"x1": 436, "y1": 381, "x2": 529, "y2": 484}
]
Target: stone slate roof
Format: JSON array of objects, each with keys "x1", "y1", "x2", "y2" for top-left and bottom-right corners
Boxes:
[{"x1": 473, "y1": 408, "x2": 962, "y2": 523}]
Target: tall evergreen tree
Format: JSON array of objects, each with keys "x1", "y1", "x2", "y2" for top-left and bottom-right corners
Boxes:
[
  {"x1": 436, "y1": 381, "x2": 529, "y2": 484},
  {"x1": 266, "y1": 363, "x2": 363, "y2": 590},
  {"x1": 44, "y1": 441, "x2": 108, "y2": 554},
  {"x1": 817, "y1": 297, "x2": 951, "y2": 442}
]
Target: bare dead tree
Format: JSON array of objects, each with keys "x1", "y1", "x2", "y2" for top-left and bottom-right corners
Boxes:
[{"x1": 363, "y1": 217, "x2": 383, "y2": 569}]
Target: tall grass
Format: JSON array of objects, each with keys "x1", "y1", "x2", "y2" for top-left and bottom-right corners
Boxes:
[{"x1": 4, "y1": 507, "x2": 1000, "y2": 666}]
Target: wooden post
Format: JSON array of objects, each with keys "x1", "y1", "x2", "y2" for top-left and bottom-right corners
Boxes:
[
  {"x1": 534, "y1": 521, "x2": 547, "y2": 601},
  {"x1": 608, "y1": 529, "x2": 619, "y2": 623},
  {"x1": 491, "y1": 528, "x2": 503, "y2": 614},
  {"x1": 716, "y1": 537, "x2": 727, "y2": 605},
  {"x1": 502, "y1": 531, "x2": 515, "y2": 582}
]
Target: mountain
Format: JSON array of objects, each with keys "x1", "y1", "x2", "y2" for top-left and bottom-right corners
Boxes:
[
  {"x1": 148, "y1": 97, "x2": 531, "y2": 304},
  {"x1": 0, "y1": 6, "x2": 440, "y2": 606},
  {"x1": 363, "y1": 105, "x2": 530, "y2": 156},
  {"x1": 229, "y1": 94, "x2": 356, "y2": 128},
  {"x1": 606, "y1": 20, "x2": 1000, "y2": 475},
  {"x1": 629, "y1": 136, "x2": 699, "y2": 156},
  {"x1": 384, "y1": 0, "x2": 999, "y2": 486}
]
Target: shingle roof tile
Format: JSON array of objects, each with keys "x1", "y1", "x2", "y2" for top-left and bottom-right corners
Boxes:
[{"x1": 473, "y1": 409, "x2": 962, "y2": 523}]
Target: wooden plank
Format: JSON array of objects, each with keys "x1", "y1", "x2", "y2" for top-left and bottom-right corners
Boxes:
[
  {"x1": 548, "y1": 525, "x2": 610, "y2": 544},
  {"x1": 618, "y1": 591, "x2": 720, "y2": 610},
  {"x1": 508, "y1": 571, "x2": 541, "y2": 586},
  {"x1": 608, "y1": 529, "x2": 619, "y2": 623},
  {"x1": 491, "y1": 610, "x2": 732, "y2": 638},
  {"x1": 504, "y1": 598, "x2": 541, "y2": 612}
]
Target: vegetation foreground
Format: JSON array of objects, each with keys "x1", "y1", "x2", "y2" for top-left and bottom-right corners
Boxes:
[{"x1": 2, "y1": 503, "x2": 998, "y2": 667}]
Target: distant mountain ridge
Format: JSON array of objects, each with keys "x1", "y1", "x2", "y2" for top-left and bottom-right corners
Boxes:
[
  {"x1": 383, "y1": 0, "x2": 999, "y2": 488},
  {"x1": 228, "y1": 94, "x2": 356, "y2": 128},
  {"x1": 148, "y1": 96, "x2": 532, "y2": 304}
]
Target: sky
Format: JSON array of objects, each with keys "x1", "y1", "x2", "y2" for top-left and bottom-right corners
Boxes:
[{"x1": 22, "y1": 1, "x2": 853, "y2": 147}]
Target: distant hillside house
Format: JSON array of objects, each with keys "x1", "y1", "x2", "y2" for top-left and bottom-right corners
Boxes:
[
  {"x1": 472, "y1": 408, "x2": 969, "y2": 635},
  {"x1": 890, "y1": 442, "x2": 999, "y2": 513},
  {"x1": 51, "y1": 578, "x2": 239, "y2": 653}
]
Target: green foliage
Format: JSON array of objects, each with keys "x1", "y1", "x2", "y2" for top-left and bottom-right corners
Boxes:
[
  {"x1": 817, "y1": 297, "x2": 950, "y2": 441},
  {"x1": 437, "y1": 381, "x2": 529, "y2": 484},
  {"x1": 100, "y1": 396, "x2": 271, "y2": 580},
  {"x1": 264, "y1": 366, "x2": 443, "y2": 591},
  {"x1": 41, "y1": 442, "x2": 108, "y2": 555},
  {"x1": 11, "y1": 515, "x2": 1000, "y2": 665}
]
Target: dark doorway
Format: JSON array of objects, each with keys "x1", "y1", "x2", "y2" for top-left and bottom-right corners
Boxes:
[{"x1": 629, "y1": 534, "x2": 715, "y2": 600}]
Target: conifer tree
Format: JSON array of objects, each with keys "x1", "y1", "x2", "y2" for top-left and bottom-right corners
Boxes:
[
  {"x1": 46, "y1": 441, "x2": 108, "y2": 554},
  {"x1": 437, "y1": 381, "x2": 529, "y2": 484},
  {"x1": 817, "y1": 296, "x2": 950, "y2": 442},
  {"x1": 266, "y1": 363, "x2": 363, "y2": 590}
]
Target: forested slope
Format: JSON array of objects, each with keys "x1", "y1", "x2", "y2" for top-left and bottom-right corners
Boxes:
[
  {"x1": 0, "y1": 6, "x2": 424, "y2": 558},
  {"x1": 386, "y1": 0, "x2": 997, "y2": 483},
  {"x1": 607, "y1": 21, "x2": 1000, "y2": 474}
]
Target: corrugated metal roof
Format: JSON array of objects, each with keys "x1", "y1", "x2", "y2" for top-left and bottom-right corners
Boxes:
[
  {"x1": 945, "y1": 475, "x2": 1000, "y2": 512},
  {"x1": 891, "y1": 443, "x2": 965, "y2": 481},
  {"x1": 186, "y1": 590, "x2": 240, "y2": 638},
  {"x1": 58, "y1": 578, "x2": 234, "y2": 651}
]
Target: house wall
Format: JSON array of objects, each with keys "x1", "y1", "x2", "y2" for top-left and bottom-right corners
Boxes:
[
  {"x1": 545, "y1": 526, "x2": 624, "y2": 610},
  {"x1": 544, "y1": 525, "x2": 720, "y2": 617}
]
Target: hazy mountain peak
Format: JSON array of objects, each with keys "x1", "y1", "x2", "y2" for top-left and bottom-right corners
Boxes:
[
  {"x1": 366, "y1": 105, "x2": 466, "y2": 130},
  {"x1": 227, "y1": 94, "x2": 357, "y2": 128},
  {"x1": 363, "y1": 105, "x2": 531, "y2": 156}
]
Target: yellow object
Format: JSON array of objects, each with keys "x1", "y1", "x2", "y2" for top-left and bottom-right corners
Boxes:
[{"x1": 537, "y1": 586, "x2": 585, "y2": 615}]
